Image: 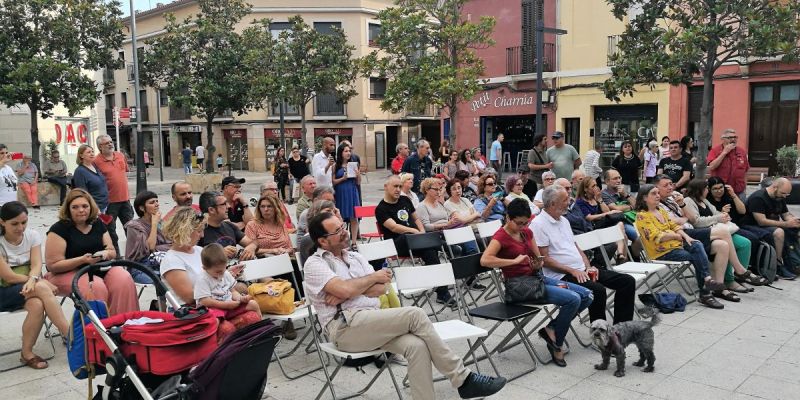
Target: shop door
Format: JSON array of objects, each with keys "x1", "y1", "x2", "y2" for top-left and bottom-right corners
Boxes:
[
  {"x1": 386, "y1": 126, "x2": 398, "y2": 166},
  {"x1": 749, "y1": 82, "x2": 800, "y2": 174},
  {"x1": 161, "y1": 132, "x2": 171, "y2": 167},
  {"x1": 227, "y1": 138, "x2": 248, "y2": 171},
  {"x1": 375, "y1": 132, "x2": 386, "y2": 169}
]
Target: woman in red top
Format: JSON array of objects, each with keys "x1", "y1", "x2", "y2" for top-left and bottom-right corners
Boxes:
[{"x1": 481, "y1": 198, "x2": 593, "y2": 367}]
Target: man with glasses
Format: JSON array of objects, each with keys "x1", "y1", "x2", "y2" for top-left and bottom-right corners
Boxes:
[
  {"x1": 0, "y1": 144, "x2": 17, "y2": 206},
  {"x1": 221, "y1": 176, "x2": 252, "y2": 231},
  {"x1": 94, "y1": 134, "x2": 134, "y2": 255},
  {"x1": 741, "y1": 177, "x2": 800, "y2": 279},
  {"x1": 303, "y1": 211, "x2": 507, "y2": 400},
  {"x1": 708, "y1": 128, "x2": 750, "y2": 196},
  {"x1": 198, "y1": 191, "x2": 257, "y2": 261}
]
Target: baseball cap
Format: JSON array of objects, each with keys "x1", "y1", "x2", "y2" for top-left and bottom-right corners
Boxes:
[
  {"x1": 222, "y1": 176, "x2": 246, "y2": 187},
  {"x1": 551, "y1": 131, "x2": 564, "y2": 139}
]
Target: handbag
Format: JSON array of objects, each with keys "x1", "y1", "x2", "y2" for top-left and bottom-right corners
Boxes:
[
  {"x1": 291, "y1": 182, "x2": 301, "y2": 199},
  {"x1": 503, "y1": 231, "x2": 547, "y2": 303},
  {"x1": 248, "y1": 279, "x2": 296, "y2": 315},
  {"x1": 715, "y1": 221, "x2": 739, "y2": 235}
]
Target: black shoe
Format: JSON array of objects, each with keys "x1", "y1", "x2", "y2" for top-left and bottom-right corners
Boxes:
[
  {"x1": 778, "y1": 265, "x2": 797, "y2": 280},
  {"x1": 699, "y1": 294, "x2": 724, "y2": 309},
  {"x1": 436, "y1": 291, "x2": 456, "y2": 307},
  {"x1": 545, "y1": 342, "x2": 567, "y2": 367},
  {"x1": 457, "y1": 372, "x2": 507, "y2": 399},
  {"x1": 469, "y1": 282, "x2": 487, "y2": 291}
]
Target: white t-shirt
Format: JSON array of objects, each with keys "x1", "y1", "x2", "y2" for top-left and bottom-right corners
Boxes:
[
  {"x1": 160, "y1": 246, "x2": 204, "y2": 291},
  {"x1": 530, "y1": 211, "x2": 586, "y2": 280},
  {"x1": 0, "y1": 229, "x2": 41, "y2": 267},
  {"x1": 195, "y1": 145, "x2": 205, "y2": 159},
  {"x1": 312, "y1": 151, "x2": 333, "y2": 187},
  {"x1": 0, "y1": 165, "x2": 18, "y2": 206},
  {"x1": 194, "y1": 270, "x2": 236, "y2": 302}
]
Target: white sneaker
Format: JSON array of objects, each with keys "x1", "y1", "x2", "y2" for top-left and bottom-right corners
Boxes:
[{"x1": 386, "y1": 353, "x2": 408, "y2": 366}]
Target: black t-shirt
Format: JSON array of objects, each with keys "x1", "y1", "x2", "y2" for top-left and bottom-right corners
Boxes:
[
  {"x1": 658, "y1": 156, "x2": 693, "y2": 188},
  {"x1": 48, "y1": 220, "x2": 108, "y2": 268},
  {"x1": 287, "y1": 155, "x2": 310, "y2": 180},
  {"x1": 612, "y1": 155, "x2": 643, "y2": 186},
  {"x1": 375, "y1": 196, "x2": 417, "y2": 241},
  {"x1": 708, "y1": 195, "x2": 745, "y2": 225},
  {"x1": 522, "y1": 180, "x2": 538, "y2": 199},
  {"x1": 227, "y1": 201, "x2": 246, "y2": 224},
  {"x1": 743, "y1": 188, "x2": 788, "y2": 226},
  {"x1": 201, "y1": 221, "x2": 245, "y2": 248}
]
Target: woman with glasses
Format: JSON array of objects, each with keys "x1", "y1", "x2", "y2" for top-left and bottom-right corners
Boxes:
[
  {"x1": 473, "y1": 174, "x2": 506, "y2": 222},
  {"x1": 481, "y1": 198, "x2": 593, "y2": 367},
  {"x1": 44, "y1": 189, "x2": 137, "y2": 315},
  {"x1": 417, "y1": 178, "x2": 460, "y2": 231},
  {"x1": 160, "y1": 206, "x2": 208, "y2": 304},
  {"x1": 504, "y1": 174, "x2": 538, "y2": 214},
  {"x1": 532, "y1": 170, "x2": 557, "y2": 210},
  {"x1": 574, "y1": 176, "x2": 629, "y2": 261}
]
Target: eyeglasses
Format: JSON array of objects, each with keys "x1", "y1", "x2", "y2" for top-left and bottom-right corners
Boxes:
[
  {"x1": 511, "y1": 219, "x2": 528, "y2": 226},
  {"x1": 710, "y1": 186, "x2": 725, "y2": 191},
  {"x1": 100, "y1": 141, "x2": 113, "y2": 146},
  {"x1": 722, "y1": 136, "x2": 738, "y2": 140},
  {"x1": 485, "y1": 182, "x2": 496, "y2": 186},
  {"x1": 323, "y1": 224, "x2": 346, "y2": 237},
  {"x1": 544, "y1": 177, "x2": 555, "y2": 181},
  {"x1": 265, "y1": 187, "x2": 278, "y2": 192},
  {"x1": 563, "y1": 186, "x2": 573, "y2": 190},
  {"x1": 215, "y1": 202, "x2": 228, "y2": 208},
  {"x1": 429, "y1": 187, "x2": 442, "y2": 191}
]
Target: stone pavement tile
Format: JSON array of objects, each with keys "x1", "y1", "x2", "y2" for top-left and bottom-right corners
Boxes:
[
  {"x1": 728, "y1": 324, "x2": 795, "y2": 346},
  {"x1": 647, "y1": 376, "x2": 763, "y2": 400},
  {"x1": 671, "y1": 360, "x2": 753, "y2": 390},
  {"x1": 510, "y1": 366, "x2": 585, "y2": 396},
  {"x1": 738, "y1": 315, "x2": 800, "y2": 334},
  {"x1": 710, "y1": 335, "x2": 781, "y2": 358},
  {"x1": 784, "y1": 332, "x2": 800, "y2": 348},
  {"x1": 586, "y1": 369, "x2": 669, "y2": 394},
  {"x1": 657, "y1": 307, "x2": 703, "y2": 327},
  {"x1": 753, "y1": 359, "x2": 800, "y2": 385},
  {"x1": 692, "y1": 347, "x2": 769, "y2": 374},
  {"x1": 772, "y1": 345, "x2": 800, "y2": 363},
  {"x1": 677, "y1": 309, "x2": 751, "y2": 335},
  {"x1": 0, "y1": 374, "x2": 84, "y2": 399},
  {"x1": 736, "y1": 374, "x2": 800, "y2": 400},
  {"x1": 559, "y1": 380, "x2": 664, "y2": 400}
]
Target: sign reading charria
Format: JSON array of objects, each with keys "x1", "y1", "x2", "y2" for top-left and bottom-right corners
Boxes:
[{"x1": 469, "y1": 92, "x2": 536, "y2": 112}]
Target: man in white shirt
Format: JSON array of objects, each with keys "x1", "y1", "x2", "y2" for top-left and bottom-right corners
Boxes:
[
  {"x1": 195, "y1": 144, "x2": 205, "y2": 170},
  {"x1": 303, "y1": 212, "x2": 506, "y2": 400},
  {"x1": 312, "y1": 137, "x2": 336, "y2": 187},
  {"x1": 0, "y1": 144, "x2": 18, "y2": 206},
  {"x1": 531, "y1": 185, "x2": 635, "y2": 324}
]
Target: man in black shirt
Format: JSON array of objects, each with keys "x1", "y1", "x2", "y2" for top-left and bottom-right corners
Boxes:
[
  {"x1": 742, "y1": 178, "x2": 800, "y2": 278},
  {"x1": 221, "y1": 176, "x2": 253, "y2": 231},
  {"x1": 376, "y1": 175, "x2": 454, "y2": 306},
  {"x1": 657, "y1": 141, "x2": 693, "y2": 191},
  {"x1": 517, "y1": 165, "x2": 538, "y2": 199},
  {"x1": 401, "y1": 139, "x2": 433, "y2": 197},
  {"x1": 198, "y1": 191, "x2": 257, "y2": 261}
]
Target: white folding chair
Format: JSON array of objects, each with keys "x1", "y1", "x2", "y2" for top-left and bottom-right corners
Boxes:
[
  {"x1": 476, "y1": 220, "x2": 502, "y2": 247},
  {"x1": 289, "y1": 233, "x2": 298, "y2": 250},
  {"x1": 241, "y1": 254, "x2": 319, "y2": 380},
  {"x1": 356, "y1": 239, "x2": 425, "y2": 306}
]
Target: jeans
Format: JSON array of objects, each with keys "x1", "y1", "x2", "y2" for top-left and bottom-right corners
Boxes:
[
  {"x1": 106, "y1": 201, "x2": 135, "y2": 256},
  {"x1": 47, "y1": 176, "x2": 70, "y2": 204},
  {"x1": 659, "y1": 241, "x2": 710, "y2": 295},
  {"x1": 183, "y1": 162, "x2": 192, "y2": 174},
  {"x1": 563, "y1": 269, "x2": 636, "y2": 324},
  {"x1": 622, "y1": 222, "x2": 639, "y2": 241},
  {"x1": 540, "y1": 276, "x2": 593, "y2": 347}
]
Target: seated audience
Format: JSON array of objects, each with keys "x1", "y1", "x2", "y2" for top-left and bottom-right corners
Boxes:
[
  {"x1": 504, "y1": 174, "x2": 536, "y2": 213},
  {"x1": 0, "y1": 202, "x2": 69, "y2": 369},
  {"x1": 417, "y1": 178, "x2": 479, "y2": 257},
  {"x1": 163, "y1": 181, "x2": 200, "y2": 221},
  {"x1": 294, "y1": 175, "x2": 317, "y2": 220},
  {"x1": 125, "y1": 190, "x2": 172, "y2": 284},
  {"x1": 454, "y1": 170, "x2": 478, "y2": 202},
  {"x1": 574, "y1": 176, "x2": 629, "y2": 261},
  {"x1": 45, "y1": 189, "x2": 138, "y2": 315},
  {"x1": 634, "y1": 185, "x2": 725, "y2": 309},
  {"x1": 517, "y1": 166, "x2": 538, "y2": 199},
  {"x1": 474, "y1": 174, "x2": 506, "y2": 222},
  {"x1": 443, "y1": 178, "x2": 481, "y2": 228},
  {"x1": 532, "y1": 185, "x2": 636, "y2": 325},
  {"x1": 533, "y1": 171, "x2": 557, "y2": 209},
  {"x1": 198, "y1": 191, "x2": 257, "y2": 261},
  {"x1": 472, "y1": 148, "x2": 487, "y2": 174},
  {"x1": 260, "y1": 181, "x2": 296, "y2": 232},
  {"x1": 399, "y1": 172, "x2": 420, "y2": 209},
  {"x1": 303, "y1": 211, "x2": 507, "y2": 399},
  {"x1": 15, "y1": 155, "x2": 39, "y2": 209},
  {"x1": 42, "y1": 150, "x2": 71, "y2": 205},
  {"x1": 481, "y1": 198, "x2": 592, "y2": 367},
  {"x1": 221, "y1": 176, "x2": 253, "y2": 231},
  {"x1": 297, "y1": 186, "x2": 336, "y2": 235},
  {"x1": 160, "y1": 206, "x2": 207, "y2": 304},
  {"x1": 245, "y1": 195, "x2": 294, "y2": 257}
]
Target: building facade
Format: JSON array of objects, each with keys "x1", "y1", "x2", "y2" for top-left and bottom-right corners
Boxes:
[{"x1": 109, "y1": 0, "x2": 438, "y2": 173}]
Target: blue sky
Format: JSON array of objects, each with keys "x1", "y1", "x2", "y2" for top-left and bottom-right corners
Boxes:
[{"x1": 118, "y1": 0, "x2": 160, "y2": 17}]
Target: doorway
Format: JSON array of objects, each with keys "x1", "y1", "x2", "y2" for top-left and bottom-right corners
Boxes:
[
  {"x1": 749, "y1": 82, "x2": 800, "y2": 174},
  {"x1": 161, "y1": 131, "x2": 171, "y2": 167},
  {"x1": 481, "y1": 115, "x2": 543, "y2": 172},
  {"x1": 386, "y1": 125, "x2": 399, "y2": 168}
]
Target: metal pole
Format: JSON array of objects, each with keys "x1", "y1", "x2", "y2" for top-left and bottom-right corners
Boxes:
[
  {"x1": 535, "y1": 19, "x2": 544, "y2": 137},
  {"x1": 114, "y1": 107, "x2": 121, "y2": 150},
  {"x1": 279, "y1": 100, "x2": 286, "y2": 151},
  {"x1": 156, "y1": 89, "x2": 164, "y2": 181},
  {"x1": 130, "y1": 1, "x2": 147, "y2": 192}
]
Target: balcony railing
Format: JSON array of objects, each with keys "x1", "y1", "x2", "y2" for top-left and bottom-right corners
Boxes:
[
  {"x1": 315, "y1": 92, "x2": 345, "y2": 116},
  {"x1": 406, "y1": 104, "x2": 438, "y2": 118},
  {"x1": 169, "y1": 106, "x2": 192, "y2": 121},
  {"x1": 506, "y1": 43, "x2": 555, "y2": 75},
  {"x1": 216, "y1": 109, "x2": 233, "y2": 118},
  {"x1": 103, "y1": 68, "x2": 115, "y2": 86}
]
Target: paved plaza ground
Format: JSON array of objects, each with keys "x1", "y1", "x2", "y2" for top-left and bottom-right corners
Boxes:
[{"x1": 1, "y1": 167, "x2": 800, "y2": 399}]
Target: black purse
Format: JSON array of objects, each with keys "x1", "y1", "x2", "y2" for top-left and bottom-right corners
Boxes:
[{"x1": 503, "y1": 231, "x2": 547, "y2": 303}]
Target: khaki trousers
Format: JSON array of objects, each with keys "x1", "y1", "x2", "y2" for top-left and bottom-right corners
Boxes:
[{"x1": 328, "y1": 306, "x2": 470, "y2": 400}]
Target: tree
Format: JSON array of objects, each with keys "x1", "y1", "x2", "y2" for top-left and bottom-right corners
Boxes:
[
  {"x1": 140, "y1": 0, "x2": 255, "y2": 173},
  {"x1": 603, "y1": 0, "x2": 800, "y2": 178},
  {"x1": 361, "y1": 0, "x2": 495, "y2": 148},
  {"x1": 245, "y1": 16, "x2": 359, "y2": 153},
  {"x1": 0, "y1": 0, "x2": 124, "y2": 167}
]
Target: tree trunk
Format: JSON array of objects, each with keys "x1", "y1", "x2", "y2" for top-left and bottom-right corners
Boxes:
[
  {"x1": 695, "y1": 50, "x2": 718, "y2": 179},
  {"x1": 28, "y1": 103, "x2": 41, "y2": 169},
  {"x1": 449, "y1": 104, "x2": 458, "y2": 150},
  {"x1": 300, "y1": 105, "x2": 308, "y2": 157},
  {"x1": 205, "y1": 115, "x2": 215, "y2": 173}
]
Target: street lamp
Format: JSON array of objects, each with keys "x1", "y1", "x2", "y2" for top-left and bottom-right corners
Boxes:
[{"x1": 129, "y1": 0, "x2": 146, "y2": 192}]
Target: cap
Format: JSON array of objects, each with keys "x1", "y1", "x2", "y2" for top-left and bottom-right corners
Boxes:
[
  {"x1": 222, "y1": 176, "x2": 246, "y2": 187},
  {"x1": 517, "y1": 165, "x2": 530, "y2": 174},
  {"x1": 551, "y1": 131, "x2": 564, "y2": 139}
]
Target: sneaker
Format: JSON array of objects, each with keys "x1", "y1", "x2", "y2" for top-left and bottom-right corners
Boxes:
[
  {"x1": 282, "y1": 321, "x2": 297, "y2": 340},
  {"x1": 457, "y1": 372, "x2": 507, "y2": 399},
  {"x1": 777, "y1": 265, "x2": 797, "y2": 280},
  {"x1": 385, "y1": 353, "x2": 408, "y2": 366},
  {"x1": 436, "y1": 291, "x2": 457, "y2": 308}
]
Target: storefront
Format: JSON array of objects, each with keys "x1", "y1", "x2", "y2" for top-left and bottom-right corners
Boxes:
[
  {"x1": 593, "y1": 105, "x2": 658, "y2": 167},
  {"x1": 313, "y1": 127, "x2": 353, "y2": 150},
  {"x1": 223, "y1": 129, "x2": 248, "y2": 171},
  {"x1": 264, "y1": 128, "x2": 302, "y2": 171}
]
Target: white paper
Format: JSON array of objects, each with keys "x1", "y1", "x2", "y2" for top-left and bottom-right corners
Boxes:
[{"x1": 346, "y1": 162, "x2": 358, "y2": 178}]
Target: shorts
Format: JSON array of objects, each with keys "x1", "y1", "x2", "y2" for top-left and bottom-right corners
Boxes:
[{"x1": 0, "y1": 283, "x2": 26, "y2": 312}]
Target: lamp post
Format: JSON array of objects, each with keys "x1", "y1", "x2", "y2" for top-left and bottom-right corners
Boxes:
[
  {"x1": 129, "y1": 0, "x2": 146, "y2": 192},
  {"x1": 156, "y1": 89, "x2": 164, "y2": 181},
  {"x1": 535, "y1": 11, "x2": 566, "y2": 137}
]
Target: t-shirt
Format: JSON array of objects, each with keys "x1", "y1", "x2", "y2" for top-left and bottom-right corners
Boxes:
[
  {"x1": 443, "y1": 197, "x2": 476, "y2": 220},
  {"x1": 611, "y1": 155, "x2": 642, "y2": 187},
  {"x1": 200, "y1": 221, "x2": 244, "y2": 249},
  {"x1": 216, "y1": 156, "x2": 224, "y2": 166},
  {"x1": 182, "y1": 148, "x2": 192, "y2": 164},
  {"x1": 95, "y1": 151, "x2": 130, "y2": 203},
  {"x1": 527, "y1": 148, "x2": 549, "y2": 184},
  {"x1": 72, "y1": 165, "x2": 109, "y2": 211},
  {"x1": 489, "y1": 140, "x2": 502, "y2": 161},
  {"x1": 601, "y1": 188, "x2": 630, "y2": 208},
  {"x1": 226, "y1": 200, "x2": 247, "y2": 224},
  {"x1": 574, "y1": 198, "x2": 601, "y2": 217},
  {"x1": 546, "y1": 145, "x2": 580, "y2": 180},
  {"x1": 160, "y1": 246, "x2": 204, "y2": 289},
  {"x1": 530, "y1": 210, "x2": 585, "y2": 280},
  {"x1": 0, "y1": 229, "x2": 41, "y2": 267},
  {"x1": 47, "y1": 220, "x2": 107, "y2": 268},
  {"x1": 194, "y1": 270, "x2": 236, "y2": 302},
  {"x1": 195, "y1": 145, "x2": 205, "y2": 159},
  {"x1": 491, "y1": 227, "x2": 537, "y2": 279},
  {"x1": 657, "y1": 156, "x2": 693, "y2": 188},
  {"x1": 0, "y1": 165, "x2": 18, "y2": 206},
  {"x1": 16, "y1": 162, "x2": 38, "y2": 184},
  {"x1": 743, "y1": 188, "x2": 788, "y2": 225},
  {"x1": 415, "y1": 201, "x2": 450, "y2": 231},
  {"x1": 43, "y1": 159, "x2": 68, "y2": 178},
  {"x1": 287, "y1": 155, "x2": 310, "y2": 180},
  {"x1": 643, "y1": 151, "x2": 659, "y2": 178},
  {"x1": 708, "y1": 195, "x2": 745, "y2": 225},
  {"x1": 375, "y1": 196, "x2": 417, "y2": 241}
]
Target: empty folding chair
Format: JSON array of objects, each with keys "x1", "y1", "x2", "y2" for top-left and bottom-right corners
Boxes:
[
  {"x1": 404, "y1": 232, "x2": 452, "y2": 317},
  {"x1": 240, "y1": 254, "x2": 320, "y2": 380},
  {"x1": 356, "y1": 239, "x2": 426, "y2": 306},
  {"x1": 442, "y1": 227, "x2": 490, "y2": 305},
  {"x1": 354, "y1": 205, "x2": 383, "y2": 243}
]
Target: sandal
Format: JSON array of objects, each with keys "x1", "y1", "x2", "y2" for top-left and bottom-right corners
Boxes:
[
  {"x1": 704, "y1": 279, "x2": 726, "y2": 292},
  {"x1": 699, "y1": 294, "x2": 724, "y2": 309},
  {"x1": 712, "y1": 290, "x2": 741, "y2": 303},
  {"x1": 615, "y1": 253, "x2": 627, "y2": 264},
  {"x1": 20, "y1": 354, "x2": 48, "y2": 370},
  {"x1": 734, "y1": 271, "x2": 767, "y2": 286},
  {"x1": 726, "y1": 283, "x2": 752, "y2": 293}
]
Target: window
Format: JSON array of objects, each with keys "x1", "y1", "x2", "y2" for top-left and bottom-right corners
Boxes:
[
  {"x1": 139, "y1": 90, "x2": 147, "y2": 107},
  {"x1": 120, "y1": 92, "x2": 128, "y2": 108},
  {"x1": 607, "y1": 35, "x2": 621, "y2": 66},
  {"x1": 369, "y1": 77, "x2": 387, "y2": 99},
  {"x1": 368, "y1": 23, "x2": 380, "y2": 46},
  {"x1": 314, "y1": 22, "x2": 342, "y2": 36},
  {"x1": 105, "y1": 94, "x2": 115, "y2": 109},
  {"x1": 753, "y1": 86, "x2": 773, "y2": 103},
  {"x1": 159, "y1": 89, "x2": 168, "y2": 107},
  {"x1": 780, "y1": 84, "x2": 800, "y2": 102},
  {"x1": 118, "y1": 51, "x2": 125, "y2": 62},
  {"x1": 270, "y1": 101, "x2": 300, "y2": 116},
  {"x1": 270, "y1": 22, "x2": 291, "y2": 39},
  {"x1": 315, "y1": 91, "x2": 345, "y2": 115}
]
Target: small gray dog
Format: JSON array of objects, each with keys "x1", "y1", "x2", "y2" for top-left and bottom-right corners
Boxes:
[{"x1": 590, "y1": 312, "x2": 660, "y2": 377}]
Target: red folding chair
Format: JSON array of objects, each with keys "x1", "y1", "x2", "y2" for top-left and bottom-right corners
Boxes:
[{"x1": 354, "y1": 205, "x2": 382, "y2": 242}]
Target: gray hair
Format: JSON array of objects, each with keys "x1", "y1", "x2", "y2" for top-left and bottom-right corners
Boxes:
[
  {"x1": 542, "y1": 171, "x2": 557, "y2": 180},
  {"x1": 259, "y1": 181, "x2": 277, "y2": 192},
  {"x1": 396, "y1": 142, "x2": 408, "y2": 153},
  {"x1": 312, "y1": 185, "x2": 335, "y2": 199},
  {"x1": 95, "y1": 134, "x2": 112, "y2": 147},
  {"x1": 308, "y1": 199, "x2": 336, "y2": 221},
  {"x1": 542, "y1": 185, "x2": 566, "y2": 209},
  {"x1": 300, "y1": 175, "x2": 315, "y2": 186},
  {"x1": 554, "y1": 178, "x2": 570, "y2": 188},
  {"x1": 416, "y1": 139, "x2": 430, "y2": 149},
  {"x1": 571, "y1": 169, "x2": 585, "y2": 180}
]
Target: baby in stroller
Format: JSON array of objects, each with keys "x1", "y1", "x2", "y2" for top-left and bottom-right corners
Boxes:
[{"x1": 195, "y1": 244, "x2": 261, "y2": 342}]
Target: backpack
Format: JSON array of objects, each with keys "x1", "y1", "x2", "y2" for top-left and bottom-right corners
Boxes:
[
  {"x1": 752, "y1": 241, "x2": 777, "y2": 283},
  {"x1": 68, "y1": 299, "x2": 109, "y2": 379},
  {"x1": 638, "y1": 293, "x2": 687, "y2": 314}
]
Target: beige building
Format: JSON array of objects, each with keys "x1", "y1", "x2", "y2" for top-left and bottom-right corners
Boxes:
[{"x1": 109, "y1": 0, "x2": 439, "y2": 173}]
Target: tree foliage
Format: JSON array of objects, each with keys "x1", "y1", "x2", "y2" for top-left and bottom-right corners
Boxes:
[
  {"x1": 603, "y1": 0, "x2": 800, "y2": 177},
  {"x1": 361, "y1": 0, "x2": 495, "y2": 147},
  {"x1": 140, "y1": 0, "x2": 255, "y2": 172},
  {"x1": 0, "y1": 0, "x2": 124, "y2": 166},
  {"x1": 244, "y1": 16, "x2": 359, "y2": 152}
]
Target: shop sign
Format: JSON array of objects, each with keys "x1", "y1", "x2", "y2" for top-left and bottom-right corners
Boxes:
[
  {"x1": 265, "y1": 128, "x2": 302, "y2": 139},
  {"x1": 174, "y1": 125, "x2": 202, "y2": 133},
  {"x1": 54, "y1": 122, "x2": 89, "y2": 145},
  {"x1": 223, "y1": 129, "x2": 247, "y2": 139},
  {"x1": 314, "y1": 127, "x2": 353, "y2": 137},
  {"x1": 469, "y1": 92, "x2": 536, "y2": 112}
]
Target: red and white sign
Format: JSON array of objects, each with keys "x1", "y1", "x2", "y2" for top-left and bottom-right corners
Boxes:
[
  {"x1": 264, "y1": 128, "x2": 302, "y2": 139},
  {"x1": 223, "y1": 129, "x2": 247, "y2": 139},
  {"x1": 55, "y1": 122, "x2": 89, "y2": 146},
  {"x1": 313, "y1": 127, "x2": 353, "y2": 137}
]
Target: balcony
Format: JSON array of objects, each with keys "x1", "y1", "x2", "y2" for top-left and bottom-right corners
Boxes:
[
  {"x1": 103, "y1": 68, "x2": 115, "y2": 87},
  {"x1": 506, "y1": 43, "x2": 555, "y2": 75},
  {"x1": 405, "y1": 104, "x2": 438, "y2": 119},
  {"x1": 216, "y1": 109, "x2": 233, "y2": 119},
  {"x1": 169, "y1": 106, "x2": 192, "y2": 121},
  {"x1": 315, "y1": 92, "x2": 345, "y2": 116},
  {"x1": 126, "y1": 63, "x2": 135, "y2": 82}
]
